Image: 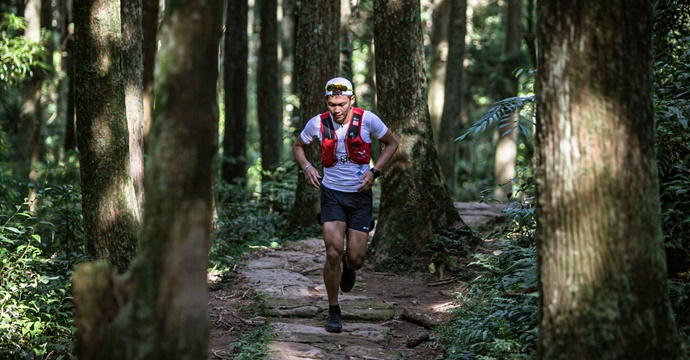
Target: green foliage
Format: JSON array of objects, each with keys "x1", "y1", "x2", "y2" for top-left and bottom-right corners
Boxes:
[
  {"x1": 455, "y1": 95, "x2": 534, "y2": 143},
  {"x1": 439, "y1": 240, "x2": 538, "y2": 359},
  {"x1": 655, "y1": 45, "x2": 690, "y2": 275},
  {"x1": 228, "y1": 323, "x2": 273, "y2": 360},
  {"x1": 211, "y1": 162, "x2": 314, "y2": 274},
  {"x1": 482, "y1": 163, "x2": 536, "y2": 246},
  {"x1": 0, "y1": 199, "x2": 84, "y2": 359},
  {"x1": 0, "y1": 14, "x2": 49, "y2": 87}
]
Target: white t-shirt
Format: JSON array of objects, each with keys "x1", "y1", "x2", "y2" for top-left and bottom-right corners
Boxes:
[{"x1": 300, "y1": 109, "x2": 389, "y2": 193}]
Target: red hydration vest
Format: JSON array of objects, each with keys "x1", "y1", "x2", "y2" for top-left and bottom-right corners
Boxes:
[{"x1": 320, "y1": 107, "x2": 371, "y2": 167}]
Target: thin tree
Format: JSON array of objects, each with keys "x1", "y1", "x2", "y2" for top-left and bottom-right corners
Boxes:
[
  {"x1": 288, "y1": 0, "x2": 339, "y2": 229},
  {"x1": 141, "y1": 0, "x2": 158, "y2": 149},
  {"x1": 121, "y1": 0, "x2": 145, "y2": 218},
  {"x1": 371, "y1": 0, "x2": 467, "y2": 260},
  {"x1": 72, "y1": 1, "x2": 224, "y2": 358},
  {"x1": 257, "y1": 0, "x2": 282, "y2": 183},
  {"x1": 428, "y1": 0, "x2": 449, "y2": 147},
  {"x1": 73, "y1": 0, "x2": 139, "y2": 271},
  {"x1": 339, "y1": 0, "x2": 353, "y2": 79},
  {"x1": 493, "y1": 0, "x2": 522, "y2": 201},
  {"x1": 535, "y1": 0, "x2": 685, "y2": 357},
  {"x1": 438, "y1": 0, "x2": 467, "y2": 197},
  {"x1": 20, "y1": 0, "x2": 42, "y2": 210},
  {"x1": 222, "y1": 0, "x2": 249, "y2": 186}
]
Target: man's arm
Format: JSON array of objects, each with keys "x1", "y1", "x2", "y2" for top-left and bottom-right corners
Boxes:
[
  {"x1": 373, "y1": 130, "x2": 399, "y2": 172},
  {"x1": 292, "y1": 137, "x2": 321, "y2": 189},
  {"x1": 357, "y1": 130, "x2": 399, "y2": 192}
]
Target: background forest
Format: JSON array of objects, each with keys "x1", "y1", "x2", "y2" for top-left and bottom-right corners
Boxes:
[{"x1": 1, "y1": 0, "x2": 689, "y2": 359}]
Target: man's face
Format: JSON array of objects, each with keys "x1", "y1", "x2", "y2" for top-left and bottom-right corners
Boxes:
[{"x1": 326, "y1": 95, "x2": 355, "y2": 124}]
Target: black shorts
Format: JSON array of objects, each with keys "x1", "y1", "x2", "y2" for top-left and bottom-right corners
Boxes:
[{"x1": 320, "y1": 186, "x2": 373, "y2": 233}]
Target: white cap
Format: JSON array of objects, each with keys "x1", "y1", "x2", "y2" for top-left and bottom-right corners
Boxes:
[{"x1": 325, "y1": 77, "x2": 354, "y2": 96}]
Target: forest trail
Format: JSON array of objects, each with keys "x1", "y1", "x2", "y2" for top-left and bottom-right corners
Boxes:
[{"x1": 208, "y1": 202, "x2": 508, "y2": 360}]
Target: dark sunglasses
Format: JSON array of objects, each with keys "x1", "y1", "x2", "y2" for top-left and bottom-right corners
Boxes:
[{"x1": 325, "y1": 84, "x2": 351, "y2": 92}]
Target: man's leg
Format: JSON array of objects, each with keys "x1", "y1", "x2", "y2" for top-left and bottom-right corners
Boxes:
[
  {"x1": 323, "y1": 221, "x2": 346, "y2": 306},
  {"x1": 323, "y1": 220, "x2": 346, "y2": 333},
  {"x1": 344, "y1": 229, "x2": 368, "y2": 270}
]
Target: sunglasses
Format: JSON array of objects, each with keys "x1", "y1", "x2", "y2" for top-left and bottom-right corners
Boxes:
[{"x1": 325, "y1": 84, "x2": 351, "y2": 92}]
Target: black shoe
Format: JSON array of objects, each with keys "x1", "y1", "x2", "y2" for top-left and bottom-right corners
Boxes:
[
  {"x1": 325, "y1": 312, "x2": 342, "y2": 333},
  {"x1": 340, "y1": 253, "x2": 356, "y2": 293}
]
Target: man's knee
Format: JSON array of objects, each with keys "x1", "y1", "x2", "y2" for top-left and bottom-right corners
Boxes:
[
  {"x1": 325, "y1": 246, "x2": 343, "y2": 263},
  {"x1": 346, "y1": 252, "x2": 365, "y2": 270}
]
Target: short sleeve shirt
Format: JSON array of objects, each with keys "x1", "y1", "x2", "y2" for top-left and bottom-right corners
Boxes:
[{"x1": 300, "y1": 110, "x2": 389, "y2": 192}]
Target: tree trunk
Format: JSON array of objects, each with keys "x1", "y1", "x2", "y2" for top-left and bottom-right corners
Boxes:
[
  {"x1": 438, "y1": 0, "x2": 467, "y2": 198},
  {"x1": 372, "y1": 0, "x2": 467, "y2": 262},
  {"x1": 121, "y1": 0, "x2": 144, "y2": 220},
  {"x1": 141, "y1": 0, "x2": 158, "y2": 150},
  {"x1": 63, "y1": 19, "x2": 77, "y2": 151},
  {"x1": 339, "y1": 0, "x2": 353, "y2": 79},
  {"x1": 73, "y1": 1, "x2": 223, "y2": 358},
  {"x1": 288, "y1": 0, "x2": 339, "y2": 229},
  {"x1": 281, "y1": 0, "x2": 297, "y2": 100},
  {"x1": 74, "y1": 0, "x2": 140, "y2": 272},
  {"x1": 257, "y1": 0, "x2": 282, "y2": 182},
  {"x1": 428, "y1": 0, "x2": 449, "y2": 147},
  {"x1": 493, "y1": 0, "x2": 522, "y2": 201},
  {"x1": 535, "y1": 1, "x2": 685, "y2": 358},
  {"x1": 222, "y1": 0, "x2": 249, "y2": 187},
  {"x1": 20, "y1": 0, "x2": 42, "y2": 210}
]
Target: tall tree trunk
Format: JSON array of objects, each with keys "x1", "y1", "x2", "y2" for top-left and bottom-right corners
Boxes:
[
  {"x1": 141, "y1": 0, "x2": 158, "y2": 150},
  {"x1": 63, "y1": 0, "x2": 77, "y2": 151},
  {"x1": 73, "y1": 1, "x2": 224, "y2": 358},
  {"x1": 222, "y1": 0, "x2": 249, "y2": 186},
  {"x1": 288, "y1": 0, "x2": 339, "y2": 229},
  {"x1": 121, "y1": 0, "x2": 144, "y2": 220},
  {"x1": 493, "y1": 0, "x2": 522, "y2": 201},
  {"x1": 438, "y1": 0, "x2": 467, "y2": 198},
  {"x1": 339, "y1": 0, "x2": 353, "y2": 79},
  {"x1": 428, "y1": 0, "x2": 449, "y2": 147},
  {"x1": 535, "y1": 1, "x2": 685, "y2": 358},
  {"x1": 257, "y1": 0, "x2": 282, "y2": 183},
  {"x1": 372, "y1": 0, "x2": 467, "y2": 261},
  {"x1": 281, "y1": 0, "x2": 297, "y2": 97},
  {"x1": 74, "y1": 0, "x2": 140, "y2": 272},
  {"x1": 21, "y1": 0, "x2": 42, "y2": 210}
]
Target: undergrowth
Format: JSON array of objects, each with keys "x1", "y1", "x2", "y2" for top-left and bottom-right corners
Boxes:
[{"x1": 0, "y1": 187, "x2": 84, "y2": 359}]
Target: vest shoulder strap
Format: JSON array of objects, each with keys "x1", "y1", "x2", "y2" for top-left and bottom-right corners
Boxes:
[
  {"x1": 320, "y1": 112, "x2": 335, "y2": 139},
  {"x1": 347, "y1": 108, "x2": 364, "y2": 139}
]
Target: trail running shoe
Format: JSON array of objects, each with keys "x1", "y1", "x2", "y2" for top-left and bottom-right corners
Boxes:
[
  {"x1": 340, "y1": 253, "x2": 356, "y2": 292},
  {"x1": 325, "y1": 312, "x2": 342, "y2": 333}
]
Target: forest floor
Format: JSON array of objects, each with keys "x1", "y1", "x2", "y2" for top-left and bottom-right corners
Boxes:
[{"x1": 207, "y1": 202, "x2": 508, "y2": 360}]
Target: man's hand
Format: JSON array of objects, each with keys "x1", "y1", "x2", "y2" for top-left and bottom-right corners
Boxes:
[
  {"x1": 357, "y1": 171, "x2": 375, "y2": 192},
  {"x1": 304, "y1": 167, "x2": 322, "y2": 189}
]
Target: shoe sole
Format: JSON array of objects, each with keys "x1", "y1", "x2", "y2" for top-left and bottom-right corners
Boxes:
[{"x1": 325, "y1": 326, "x2": 342, "y2": 333}]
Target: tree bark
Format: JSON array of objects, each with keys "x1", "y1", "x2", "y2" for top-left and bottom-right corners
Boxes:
[
  {"x1": 222, "y1": 0, "x2": 249, "y2": 187},
  {"x1": 141, "y1": 0, "x2": 158, "y2": 150},
  {"x1": 535, "y1": 1, "x2": 685, "y2": 358},
  {"x1": 428, "y1": 0, "x2": 449, "y2": 147},
  {"x1": 73, "y1": 1, "x2": 223, "y2": 358},
  {"x1": 493, "y1": 0, "x2": 522, "y2": 201},
  {"x1": 74, "y1": 0, "x2": 140, "y2": 272},
  {"x1": 20, "y1": 0, "x2": 42, "y2": 210},
  {"x1": 438, "y1": 0, "x2": 467, "y2": 198},
  {"x1": 372, "y1": 0, "x2": 467, "y2": 262},
  {"x1": 121, "y1": 0, "x2": 144, "y2": 220},
  {"x1": 257, "y1": 0, "x2": 282, "y2": 182},
  {"x1": 288, "y1": 0, "x2": 339, "y2": 229},
  {"x1": 339, "y1": 0, "x2": 353, "y2": 79}
]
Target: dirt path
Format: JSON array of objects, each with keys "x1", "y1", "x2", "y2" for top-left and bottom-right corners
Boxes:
[{"x1": 208, "y1": 202, "x2": 507, "y2": 359}]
